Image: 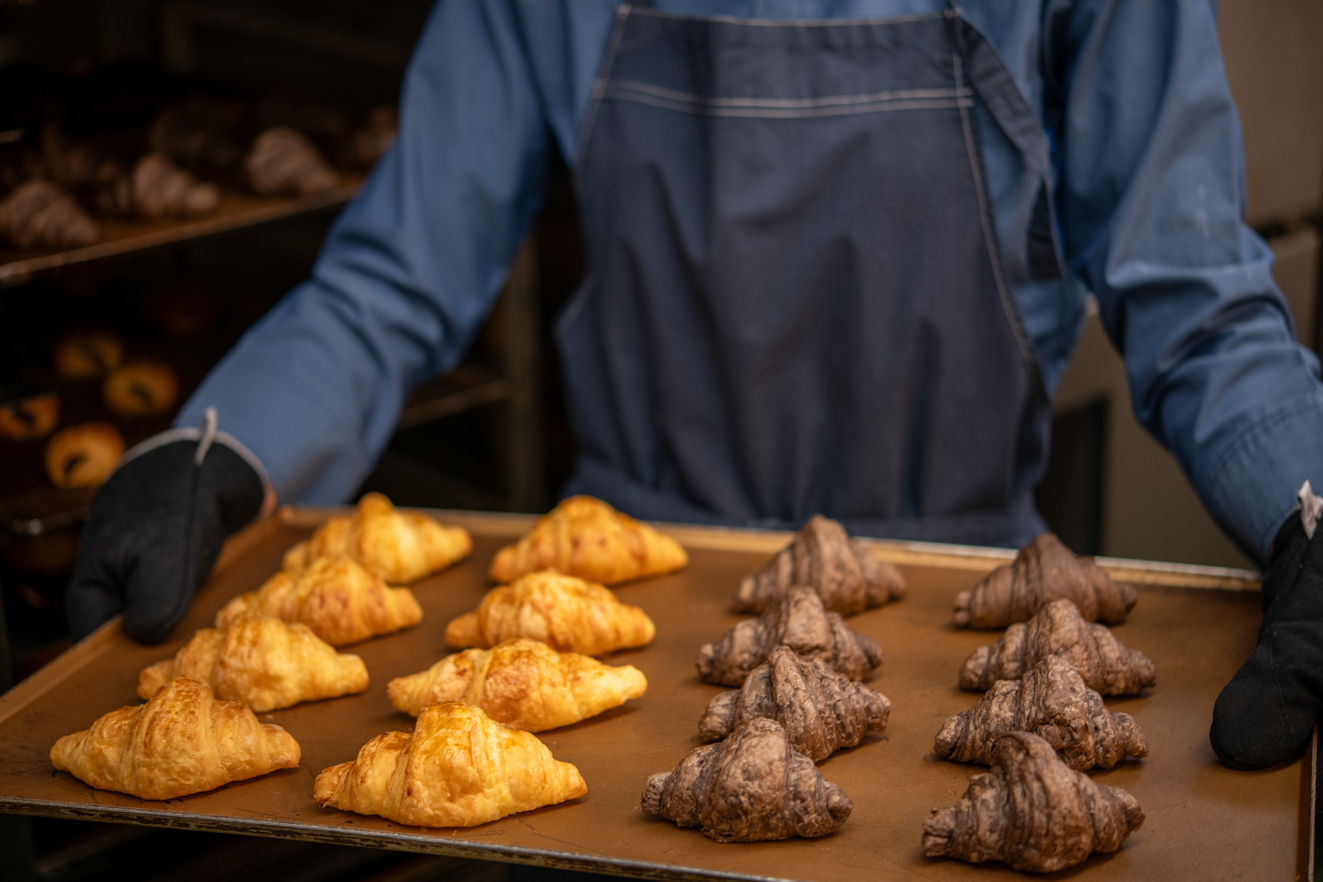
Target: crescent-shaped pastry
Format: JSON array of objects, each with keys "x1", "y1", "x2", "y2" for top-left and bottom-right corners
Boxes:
[
  {"x1": 444, "y1": 570, "x2": 656, "y2": 656},
  {"x1": 50, "y1": 677, "x2": 300, "y2": 800},
  {"x1": 282, "y1": 492, "x2": 471, "y2": 584},
  {"x1": 138, "y1": 613, "x2": 369, "y2": 713},
  {"x1": 487, "y1": 495, "x2": 687, "y2": 585},
  {"x1": 314, "y1": 701, "x2": 587, "y2": 827},
  {"x1": 388, "y1": 638, "x2": 647, "y2": 730},
  {"x1": 217, "y1": 555, "x2": 422, "y2": 646}
]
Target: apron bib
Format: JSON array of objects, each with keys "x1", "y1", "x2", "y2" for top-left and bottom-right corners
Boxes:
[{"x1": 559, "y1": 3, "x2": 1052, "y2": 547}]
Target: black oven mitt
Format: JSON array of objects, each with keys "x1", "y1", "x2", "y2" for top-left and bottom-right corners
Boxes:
[
  {"x1": 65, "y1": 435, "x2": 265, "y2": 644},
  {"x1": 1210, "y1": 511, "x2": 1323, "y2": 769}
]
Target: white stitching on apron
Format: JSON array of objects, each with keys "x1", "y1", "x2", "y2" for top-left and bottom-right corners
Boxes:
[
  {"x1": 629, "y1": 7, "x2": 951, "y2": 27},
  {"x1": 607, "y1": 90, "x2": 972, "y2": 119},
  {"x1": 575, "y1": 4, "x2": 634, "y2": 176},
  {"x1": 608, "y1": 79, "x2": 972, "y2": 109}
]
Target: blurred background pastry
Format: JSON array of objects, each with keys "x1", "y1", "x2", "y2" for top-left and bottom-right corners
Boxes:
[
  {"x1": 44, "y1": 422, "x2": 124, "y2": 488},
  {"x1": 53, "y1": 328, "x2": 125, "y2": 379},
  {"x1": 103, "y1": 358, "x2": 178, "y2": 416},
  {"x1": 0, "y1": 389, "x2": 59, "y2": 440}
]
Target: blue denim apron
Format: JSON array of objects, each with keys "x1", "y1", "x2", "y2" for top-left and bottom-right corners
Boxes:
[{"x1": 559, "y1": 3, "x2": 1054, "y2": 548}]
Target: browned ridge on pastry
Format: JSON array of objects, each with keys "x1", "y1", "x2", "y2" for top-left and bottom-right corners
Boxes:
[
  {"x1": 282, "y1": 492, "x2": 472, "y2": 584},
  {"x1": 138, "y1": 613, "x2": 369, "y2": 713},
  {"x1": 314, "y1": 701, "x2": 587, "y2": 827},
  {"x1": 487, "y1": 495, "x2": 687, "y2": 585},
  {"x1": 733, "y1": 515, "x2": 905, "y2": 616},
  {"x1": 51, "y1": 677, "x2": 300, "y2": 801},
  {"x1": 445, "y1": 570, "x2": 655, "y2": 656},
  {"x1": 953, "y1": 533, "x2": 1137, "y2": 629},
  {"x1": 697, "y1": 587, "x2": 882, "y2": 686},
  {"x1": 936, "y1": 656, "x2": 1147, "y2": 771},
  {"x1": 642, "y1": 717, "x2": 852, "y2": 842},
  {"x1": 217, "y1": 555, "x2": 422, "y2": 646},
  {"x1": 923, "y1": 731, "x2": 1145, "y2": 873},
  {"x1": 699, "y1": 645, "x2": 890, "y2": 762},
  {"x1": 388, "y1": 638, "x2": 647, "y2": 730},
  {"x1": 959, "y1": 598, "x2": 1156, "y2": 696}
]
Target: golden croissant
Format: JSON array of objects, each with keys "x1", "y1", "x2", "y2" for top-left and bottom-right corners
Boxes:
[
  {"x1": 734, "y1": 515, "x2": 905, "y2": 616},
  {"x1": 51, "y1": 677, "x2": 300, "y2": 800},
  {"x1": 388, "y1": 638, "x2": 647, "y2": 731},
  {"x1": 487, "y1": 495, "x2": 687, "y2": 585},
  {"x1": 138, "y1": 613, "x2": 369, "y2": 713},
  {"x1": 936, "y1": 656, "x2": 1148, "y2": 771},
  {"x1": 959, "y1": 598, "x2": 1156, "y2": 696},
  {"x1": 953, "y1": 533, "x2": 1137, "y2": 629},
  {"x1": 923, "y1": 731, "x2": 1144, "y2": 873},
  {"x1": 445, "y1": 570, "x2": 656, "y2": 656},
  {"x1": 314, "y1": 701, "x2": 587, "y2": 827},
  {"x1": 283, "y1": 492, "x2": 471, "y2": 583},
  {"x1": 217, "y1": 555, "x2": 422, "y2": 646}
]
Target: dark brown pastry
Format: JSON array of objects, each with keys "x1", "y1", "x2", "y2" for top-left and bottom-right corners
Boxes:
[
  {"x1": 953, "y1": 533, "x2": 1136, "y2": 629},
  {"x1": 54, "y1": 329, "x2": 125, "y2": 379},
  {"x1": 959, "y1": 598, "x2": 1156, "y2": 696},
  {"x1": 733, "y1": 514, "x2": 906, "y2": 616},
  {"x1": 103, "y1": 359, "x2": 178, "y2": 417},
  {"x1": 0, "y1": 179, "x2": 98, "y2": 250},
  {"x1": 642, "y1": 717, "x2": 852, "y2": 842},
  {"x1": 246, "y1": 128, "x2": 337, "y2": 196},
  {"x1": 44, "y1": 422, "x2": 124, "y2": 488},
  {"x1": 923, "y1": 731, "x2": 1144, "y2": 873},
  {"x1": 935, "y1": 656, "x2": 1148, "y2": 771},
  {"x1": 697, "y1": 586, "x2": 882, "y2": 686},
  {"x1": 698, "y1": 645, "x2": 889, "y2": 761},
  {"x1": 0, "y1": 391, "x2": 59, "y2": 440}
]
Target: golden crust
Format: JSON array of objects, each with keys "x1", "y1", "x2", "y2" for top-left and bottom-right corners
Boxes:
[
  {"x1": 282, "y1": 493, "x2": 471, "y2": 583},
  {"x1": 103, "y1": 359, "x2": 179, "y2": 417},
  {"x1": 44, "y1": 422, "x2": 125, "y2": 489},
  {"x1": 50, "y1": 677, "x2": 300, "y2": 800},
  {"x1": 0, "y1": 391, "x2": 59, "y2": 440},
  {"x1": 444, "y1": 570, "x2": 656, "y2": 656},
  {"x1": 54, "y1": 329, "x2": 124, "y2": 379},
  {"x1": 314, "y1": 701, "x2": 587, "y2": 827},
  {"x1": 488, "y1": 495, "x2": 687, "y2": 585},
  {"x1": 388, "y1": 638, "x2": 647, "y2": 730},
  {"x1": 216, "y1": 555, "x2": 422, "y2": 646},
  {"x1": 138, "y1": 613, "x2": 369, "y2": 713}
]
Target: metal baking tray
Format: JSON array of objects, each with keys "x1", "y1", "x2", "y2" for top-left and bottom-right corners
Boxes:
[{"x1": 0, "y1": 507, "x2": 1308, "y2": 881}]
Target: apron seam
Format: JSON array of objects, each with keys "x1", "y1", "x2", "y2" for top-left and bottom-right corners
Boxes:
[
  {"x1": 628, "y1": 7, "x2": 952, "y2": 27},
  {"x1": 607, "y1": 79, "x2": 971, "y2": 109},
  {"x1": 574, "y1": 3, "x2": 634, "y2": 179},
  {"x1": 605, "y1": 91, "x2": 973, "y2": 119}
]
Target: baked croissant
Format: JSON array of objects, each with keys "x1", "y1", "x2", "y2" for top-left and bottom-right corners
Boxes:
[
  {"x1": 953, "y1": 533, "x2": 1137, "y2": 629},
  {"x1": 50, "y1": 677, "x2": 300, "y2": 800},
  {"x1": 314, "y1": 701, "x2": 587, "y2": 827},
  {"x1": 282, "y1": 492, "x2": 472, "y2": 584},
  {"x1": 923, "y1": 731, "x2": 1144, "y2": 873},
  {"x1": 642, "y1": 717, "x2": 852, "y2": 842},
  {"x1": 698, "y1": 646, "x2": 889, "y2": 761},
  {"x1": 137, "y1": 613, "x2": 369, "y2": 713},
  {"x1": 487, "y1": 495, "x2": 687, "y2": 585},
  {"x1": 696, "y1": 587, "x2": 882, "y2": 686},
  {"x1": 0, "y1": 178, "x2": 98, "y2": 250},
  {"x1": 388, "y1": 638, "x2": 647, "y2": 731},
  {"x1": 936, "y1": 656, "x2": 1148, "y2": 771},
  {"x1": 444, "y1": 570, "x2": 656, "y2": 656},
  {"x1": 217, "y1": 555, "x2": 422, "y2": 646},
  {"x1": 733, "y1": 515, "x2": 905, "y2": 616},
  {"x1": 959, "y1": 599, "x2": 1156, "y2": 696}
]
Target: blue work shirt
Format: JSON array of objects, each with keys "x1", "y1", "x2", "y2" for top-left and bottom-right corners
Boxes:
[{"x1": 177, "y1": 0, "x2": 1323, "y2": 566}]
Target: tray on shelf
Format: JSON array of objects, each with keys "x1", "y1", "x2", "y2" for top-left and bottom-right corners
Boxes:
[{"x1": 0, "y1": 507, "x2": 1304, "y2": 881}]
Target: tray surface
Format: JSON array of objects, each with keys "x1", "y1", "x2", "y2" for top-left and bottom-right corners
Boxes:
[{"x1": 0, "y1": 510, "x2": 1306, "y2": 881}]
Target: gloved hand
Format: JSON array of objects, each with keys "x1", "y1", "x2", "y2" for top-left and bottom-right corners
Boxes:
[
  {"x1": 66, "y1": 418, "x2": 267, "y2": 644},
  {"x1": 1210, "y1": 505, "x2": 1323, "y2": 769}
]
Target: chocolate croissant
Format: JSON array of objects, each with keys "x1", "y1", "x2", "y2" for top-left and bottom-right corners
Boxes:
[
  {"x1": 959, "y1": 599, "x2": 1156, "y2": 696},
  {"x1": 487, "y1": 495, "x2": 687, "y2": 585},
  {"x1": 936, "y1": 656, "x2": 1147, "y2": 771},
  {"x1": 387, "y1": 638, "x2": 647, "y2": 731},
  {"x1": 953, "y1": 533, "x2": 1136, "y2": 629},
  {"x1": 217, "y1": 555, "x2": 422, "y2": 646},
  {"x1": 642, "y1": 717, "x2": 852, "y2": 842},
  {"x1": 923, "y1": 731, "x2": 1144, "y2": 873},
  {"x1": 51, "y1": 677, "x2": 300, "y2": 800},
  {"x1": 314, "y1": 701, "x2": 587, "y2": 827},
  {"x1": 138, "y1": 613, "x2": 369, "y2": 713},
  {"x1": 444, "y1": 570, "x2": 656, "y2": 656},
  {"x1": 733, "y1": 515, "x2": 905, "y2": 616},
  {"x1": 699, "y1": 646, "x2": 890, "y2": 761},
  {"x1": 697, "y1": 587, "x2": 882, "y2": 686}
]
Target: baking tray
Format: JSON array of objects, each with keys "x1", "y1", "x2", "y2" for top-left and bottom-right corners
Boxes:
[{"x1": 0, "y1": 507, "x2": 1309, "y2": 881}]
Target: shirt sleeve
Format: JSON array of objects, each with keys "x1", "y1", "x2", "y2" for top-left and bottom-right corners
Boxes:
[
  {"x1": 1049, "y1": 0, "x2": 1323, "y2": 565},
  {"x1": 174, "y1": 0, "x2": 552, "y2": 504}
]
